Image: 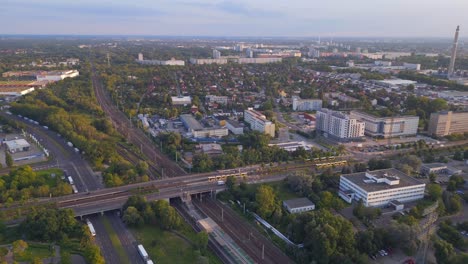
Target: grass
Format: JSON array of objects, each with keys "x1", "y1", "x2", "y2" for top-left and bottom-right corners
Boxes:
[
  {"x1": 249, "y1": 181, "x2": 301, "y2": 201},
  {"x1": 131, "y1": 224, "x2": 222, "y2": 264},
  {"x1": 37, "y1": 168, "x2": 64, "y2": 187},
  {"x1": 101, "y1": 217, "x2": 131, "y2": 264},
  {"x1": 14, "y1": 243, "x2": 53, "y2": 262}
]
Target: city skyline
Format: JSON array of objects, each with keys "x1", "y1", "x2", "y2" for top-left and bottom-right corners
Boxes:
[{"x1": 1, "y1": 0, "x2": 467, "y2": 38}]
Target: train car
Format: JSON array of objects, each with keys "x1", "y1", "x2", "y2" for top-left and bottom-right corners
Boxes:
[
  {"x1": 137, "y1": 244, "x2": 149, "y2": 261},
  {"x1": 86, "y1": 219, "x2": 96, "y2": 237}
]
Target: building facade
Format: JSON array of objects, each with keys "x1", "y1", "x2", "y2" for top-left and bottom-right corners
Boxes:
[
  {"x1": 428, "y1": 111, "x2": 468, "y2": 136},
  {"x1": 350, "y1": 111, "x2": 419, "y2": 138},
  {"x1": 338, "y1": 169, "x2": 426, "y2": 207},
  {"x1": 226, "y1": 120, "x2": 244, "y2": 135},
  {"x1": 316, "y1": 109, "x2": 365, "y2": 140},
  {"x1": 36, "y1": 70, "x2": 79, "y2": 81},
  {"x1": 244, "y1": 109, "x2": 275, "y2": 137},
  {"x1": 291, "y1": 96, "x2": 322, "y2": 111}
]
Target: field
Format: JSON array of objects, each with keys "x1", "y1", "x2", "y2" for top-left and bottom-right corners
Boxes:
[
  {"x1": 14, "y1": 243, "x2": 53, "y2": 262},
  {"x1": 131, "y1": 224, "x2": 222, "y2": 264}
]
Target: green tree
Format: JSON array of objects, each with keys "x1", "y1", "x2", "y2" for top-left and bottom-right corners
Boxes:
[
  {"x1": 194, "y1": 231, "x2": 209, "y2": 251},
  {"x1": 255, "y1": 185, "x2": 277, "y2": 218},
  {"x1": 427, "y1": 184, "x2": 443, "y2": 201},
  {"x1": 434, "y1": 239, "x2": 454, "y2": 264},
  {"x1": 12, "y1": 240, "x2": 28, "y2": 256},
  {"x1": 225, "y1": 176, "x2": 236, "y2": 191},
  {"x1": 5, "y1": 151, "x2": 13, "y2": 168},
  {"x1": 122, "y1": 206, "x2": 143, "y2": 227}
]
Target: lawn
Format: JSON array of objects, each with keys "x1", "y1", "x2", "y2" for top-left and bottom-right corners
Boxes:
[
  {"x1": 250, "y1": 181, "x2": 301, "y2": 201},
  {"x1": 101, "y1": 217, "x2": 131, "y2": 264},
  {"x1": 37, "y1": 168, "x2": 64, "y2": 187},
  {"x1": 131, "y1": 224, "x2": 222, "y2": 264},
  {"x1": 14, "y1": 243, "x2": 53, "y2": 262}
]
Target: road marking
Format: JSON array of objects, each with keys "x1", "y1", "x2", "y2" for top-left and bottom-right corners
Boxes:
[{"x1": 70, "y1": 162, "x2": 88, "y2": 192}]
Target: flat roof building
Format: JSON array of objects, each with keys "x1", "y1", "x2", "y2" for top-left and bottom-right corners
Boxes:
[
  {"x1": 171, "y1": 96, "x2": 192, "y2": 106},
  {"x1": 350, "y1": 111, "x2": 419, "y2": 138},
  {"x1": 36, "y1": 70, "x2": 79, "y2": 81},
  {"x1": 226, "y1": 120, "x2": 244, "y2": 135},
  {"x1": 283, "y1": 198, "x2": 315, "y2": 214},
  {"x1": 292, "y1": 96, "x2": 322, "y2": 111},
  {"x1": 316, "y1": 109, "x2": 365, "y2": 141},
  {"x1": 244, "y1": 109, "x2": 275, "y2": 137},
  {"x1": 4, "y1": 139, "x2": 31, "y2": 153},
  {"x1": 180, "y1": 114, "x2": 228, "y2": 138},
  {"x1": 421, "y1": 163, "x2": 462, "y2": 176},
  {"x1": 428, "y1": 111, "x2": 468, "y2": 137},
  {"x1": 338, "y1": 168, "x2": 426, "y2": 207}
]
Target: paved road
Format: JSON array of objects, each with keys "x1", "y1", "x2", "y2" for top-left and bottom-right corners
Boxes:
[
  {"x1": 89, "y1": 215, "x2": 122, "y2": 264},
  {"x1": 106, "y1": 213, "x2": 144, "y2": 264}
]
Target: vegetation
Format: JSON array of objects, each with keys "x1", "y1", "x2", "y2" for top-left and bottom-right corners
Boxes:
[{"x1": 0, "y1": 166, "x2": 70, "y2": 203}]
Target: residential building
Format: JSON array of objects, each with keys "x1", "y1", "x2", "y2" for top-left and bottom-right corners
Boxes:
[
  {"x1": 316, "y1": 109, "x2": 365, "y2": 140},
  {"x1": 4, "y1": 139, "x2": 31, "y2": 153},
  {"x1": 403, "y1": 63, "x2": 421, "y2": 70},
  {"x1": 283, "y1": 198, "x2": 315, "y2": 214},
  {"x1": 213, "y1": 49, "x2": 221, "y2": 59},
  {"x1": 189, "y1": 58, "x2": 229, "y2": 65},
  {"x1": 237, "y1": 58, "x2": 282, "y2": 64},
  {"x1": 292, "y1": 96, "x2": 322, "y2": 111},
  {"x1": 268, "y1": 141, "x2": 313, "y2": 152},
  {"x1": 171, "y1": 96, "x2": 192, "y2": 106},
  {"x1": 428, "y1": 111, "x2": 468, "y2": 136},
  {"x1": 225, "y1": 120, "x2": 244, "y2": 135},
  {"x1": 136, "y1": 58, "x2": 185, "y2": 66},
  {"x1": 338, "y1": 169, "x2": 426, "y2": 207},
  {"x1": 350, "y1": 111, "x2": 419, "y2": 138},
  {"x1": 205, "y1": 95, "x2": 229, "y2": 105},
  {"x1": 244, "y1": 109, "x2": 275, "y2": 137}
]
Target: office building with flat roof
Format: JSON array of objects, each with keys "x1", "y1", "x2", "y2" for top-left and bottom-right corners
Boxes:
[
  {"x1": 338, "y1": 169, "x2": 426, "y2": 207},
  {"x1": 316, "y1": 109, "x2": 365, "y2": 141},
  {"x1": 180, "y1": 114, "x2": 228, "y2": 138},
  {"x1": 244, "y1": 109, "x2": 275, "y2": 137},
  {"x1": 292, "y1": 96, "x2": 322, "y2": 111},
  {"x1": 350, "y1": 111, "x2": 419, "y2": 138},
  {"x1": 428, "y1": 111, "x2": 468, "y2": 136},
  {"x1": 283, "y1": 198, "x2": 315, "y2": 214}
]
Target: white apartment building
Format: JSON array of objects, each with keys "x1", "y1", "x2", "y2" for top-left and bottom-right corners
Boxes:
[
  {"x1": 316, "y1": 109, "x2": 365, "y2": 140},
  {"x1": 205, "y1": 95, "x2": 229, "y2": 105},
  {"x1": 350, "y1": 111, "x2": 419, "y2": 138},
  {"x1": 339, "y1": 169, "x2": 426, "y2": 207},
  {"x1": 136, "y1": 58, "x2": 185, "y2": 66},
  {"x1": 36, "y1": 70, "x2": 79, "y2": 81},
  {"x1": 213, "y1": 49, "x2": 221, "y2": 59},
  {"x1": 171, "y1": 96, "x2": 192, "y2": 106},
  {"x1": 292, "y1": 96, "x2": 322, "y2": 111},
  {"x1": 244, "y1": 109, "x2": 275, "y2": 137}
]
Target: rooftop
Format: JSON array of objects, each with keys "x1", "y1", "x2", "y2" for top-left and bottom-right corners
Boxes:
[
  {"x1": 422, "y1": 163, "x2": 448, "y2": 169},
  {"x1": 4, "y1": 139, "x2": 30, "y2": 149},
  {"x1": 180, "y1": 114, "x2": 204, "y2": 130},
  {"x1": 341, "y1": 168, "x2": 425, "y2": 193},
  {"x1": 283, "y1": 197, "x2": 315, "y2": 209}
]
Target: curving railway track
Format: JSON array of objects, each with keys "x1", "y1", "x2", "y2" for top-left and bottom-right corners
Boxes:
[{"x1": 91, "y1": 63, "x2": 186, "y2": 178}]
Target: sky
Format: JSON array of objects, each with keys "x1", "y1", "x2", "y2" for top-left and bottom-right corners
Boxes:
[{"x1": 1, "y1": 0, "x2": 467, "y2": 38}]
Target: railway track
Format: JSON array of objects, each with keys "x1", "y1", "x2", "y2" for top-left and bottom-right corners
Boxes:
[
  {"x1": 91, "y1": 64, "x2": 186, "y2": 177},
  {"x1": 194, "y1": 198, "x2": 293, "y2": 264}
]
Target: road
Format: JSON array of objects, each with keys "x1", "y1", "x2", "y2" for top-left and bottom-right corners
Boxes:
[
  {"x1": 0, "y1": 112, "x2": 103, "y2": 192},
  {"x1": 89, "y1": 215, "x2": 122, "y2": 264},
  {"x1": 106, "y1": 213, "x2": 145, "y2": 264}
]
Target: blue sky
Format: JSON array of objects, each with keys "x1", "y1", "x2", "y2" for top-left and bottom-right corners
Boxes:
[{"x1": 1, "y1": 0, "x2": 466, "y2": 37}]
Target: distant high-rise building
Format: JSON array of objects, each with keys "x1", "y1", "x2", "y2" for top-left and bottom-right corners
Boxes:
[
  {"x1": 213, "y1": 49, "x2": 221, "y2": 59},
  {"x1": 246, "y1": 48, "x2": 253, "y2": 58},
  {"x1": 355, "y1": 47, "x2": 361, "y2": 53},
  {"x1": 138, "y1": 53, "x2": 143, "y2": 61},
  {"x1": 316, "y1": 109, "x2": 365, "y2": 140},
  {"x1": 448, "y1": 25, "x2": 460, "y2": 77}
]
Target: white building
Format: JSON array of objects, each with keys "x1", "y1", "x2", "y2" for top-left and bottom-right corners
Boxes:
[
  {"x1": 137, "y1": 58, "x2": 185, "y2": 66},
  {"x1": 316, "y1": 109, "x2": 365, "y2": 140},
  {"x1": 292, "y1": 96, "x2": 322, "y2": 111},
  {"x1": 237, "y1": 58, "x2": 282, "y2": 64},
  {"x1": 138, "y1": 53, "x2": 144, "y2": 61},
  {"x1": 244, "y1": 109, "x2": 275, "y2": 137},
  {"x1": 213, "y1": 49, "x2": 221, "y2": 59},
  {"x1": 226, "y1": 120, "x2": 244, "y2": 135},
  {"x1": 338, "y1": 169, "x2": 426, "y2": 207},
  {"x1": 190, "y1": 58, "x2": 228, "y2": 65},
  {"x1": 268, "y1": 141, "x2": 313, "y2": 152},
  {"x1": 205, "y1": 95, "x2": 229, "y2": 105},
  {"x1": 403, "y1": 63, "x2": 421, "y2": 71},
  {"x1": 283, "y1": 198, "x2": 315, "y2": 214},
  {"x1": 4, "y1": 139, "x2": 31, "y2": 153},
  {"x1": 36, "y1": 70, "x2": 79, "y2": 81},
  {"x1": 180, "y1": 114, "x2": 228, "y2": 138},
  {"x1": 350, "y1": 111, "x2": 419, "y2": 138},
  {"x1": 171, "y1": 96, "x2": 192, "y2": 106}
]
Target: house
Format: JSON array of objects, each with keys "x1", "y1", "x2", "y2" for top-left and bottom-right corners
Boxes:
[{"x1": 283, "y1": 198, "x2": 315, "y2": 214}]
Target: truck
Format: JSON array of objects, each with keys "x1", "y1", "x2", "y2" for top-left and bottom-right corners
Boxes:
[
  {"x1": 86, "y1": 219, "x2": 96, "y2": 237},
  {"x1": 71, "y1": 185, "x2": 78, "y2": 194},
  {"x1": 74, "y1": 148, "x2": 79, "y2": 153},
  {"x1": 217, "y1": 180, "x2": 225, "y2": 186},
  {"x1": 68, "y1": 176, "x2": 74, "y2": 185},
  {"x1": 67, "y1": 142, "x2": 73, "y2": 147},
  {"x1": 137, "y1": 244, "x2": 149, "y2": 261}
]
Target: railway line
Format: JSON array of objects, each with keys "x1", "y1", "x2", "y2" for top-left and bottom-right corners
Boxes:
[
  {"x1": 193, "y1": 198, "x2": 293, "y2": 264},
  {"x1": 91, "y1": 64, "x2": 186, "y2": 177}
]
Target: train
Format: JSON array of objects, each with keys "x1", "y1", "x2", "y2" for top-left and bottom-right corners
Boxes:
[
  {"x1": 208, "y1": 170, "x2": 248, "y2": 182},
  {"x1": 315, "y1": 160, "x2": 347, "y2": 169}
]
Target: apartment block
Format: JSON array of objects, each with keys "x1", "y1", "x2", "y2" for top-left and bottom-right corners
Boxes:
[
  {"x1": 244, "y1": 109, "x2": 275, "y2": 137},
  {"x1": 291, "y1": 96, "x2": 322, "y2": 111},
  {"x1": 316, "y1": 109, "x2": 365, "y2": 140},
  {"x1": 350, "y1": 111, "x2": 419, "y2": 138},
  {"x1": 428, "y1": 111, "x2": 468, "y2": 136}
]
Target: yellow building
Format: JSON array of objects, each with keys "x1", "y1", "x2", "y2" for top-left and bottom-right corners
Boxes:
[{"x1": 428, "y1": 111, "x2": 468, "y2": 136}]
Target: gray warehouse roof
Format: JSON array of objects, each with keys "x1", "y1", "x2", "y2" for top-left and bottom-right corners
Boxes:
[
  {"x1": 180, "y1": 114, "x2": 203, "y2": 130},
  {"x1": 283, "y1": 198, "x2": 315, "y2": 209}
]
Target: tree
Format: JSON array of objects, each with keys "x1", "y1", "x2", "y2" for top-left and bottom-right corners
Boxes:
[
  {"x1": 396, "y1": 155, "x2": 421, "y2": 174},
  {"x1": 122, "y1": 206, "x2": 143, "y2": 227},
  {"x1": 5, "y1": 151, "x2": 13, "y2": 168},
  {"x1": 12, "y1": 240, "x2": 28, "y2": 256},
  {"x1": 194, "y1": 231, "x2": 209, "y2": 251},
  {"x1": 434, "y1": 239, "x2": 454, "y2": 264},
  {"x1": 32, "y1": 258, "x2": 42, "y2": 264},
  {"x1": 255, "y1": 185, "x2": 277, "y2": 218},
  {"x1": 427, "y1": 184, "x2": 443, "y2": 201},
  {"x1": 225, "y1": 176, "x2": 236, "y2": 191},
  {"x1": 354, "y1": 163, "x2": 367, "y2": 172},
  {"x1": 453, "y1": 151, "x2": 464, "y2": 161},
  {"x1": 429, "y1": 173, "x2": 437, "y2": 183}
]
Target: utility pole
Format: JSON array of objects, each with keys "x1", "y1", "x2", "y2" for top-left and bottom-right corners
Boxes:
[
  {"x1": 262, "y1": 244, "x2": 265, "y2": 260},
  {"x1": 221, "y1": 208, "x2": 224, "y2": 222}
]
